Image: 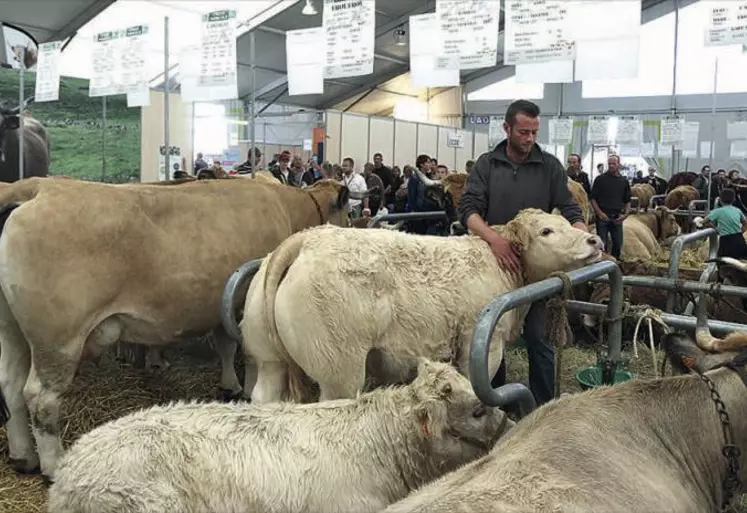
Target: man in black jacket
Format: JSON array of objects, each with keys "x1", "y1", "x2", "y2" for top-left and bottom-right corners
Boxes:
[
  {"x1": 566, "y1": 153, "x2": 591, "y2": 195},
  {"x1": 458, "y1": 99, "x2": 586, "y2": 407},
  {"x1": 590, "y1": 155, "x2": 631, "y2": 260}
]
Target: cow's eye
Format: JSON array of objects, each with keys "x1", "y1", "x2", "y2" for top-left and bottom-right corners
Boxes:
[{"x1": 541, "y1": 228, "x2": 553, "y2": 236}]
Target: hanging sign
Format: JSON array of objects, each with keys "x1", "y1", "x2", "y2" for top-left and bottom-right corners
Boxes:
[
  {"x1": 410, "y1": 13, "x2": 459, "y2": 88},
  {"x1": 286, "y1": 27, "x2": 325, "y2": 96},
  {"x1": 323, "y1": 0, "x2": 376, "y2": 79},
  {"x1": 731, "y1": 140, "x2": 747, "y2": 158},
  {"x1": 657, "y1": 144, "x2": 673, "y2": 158},
  {"x1": 679, "y1": 121, "x2": 700, "y2": 158},
  {"x1": 89, "y1": 25, "x2": 150, "y2": 97},
  {"x1": 159, "y1": 145, "x2": 181, "y2": 180},
  {"x1": 705, "y1": 2, "x2": 747, "y2": 46},
  {"x1": 615, "y1": 116, "x2": 642, "y2": 144},
  {"x1": 640, "y1": 141, "x2": 656, "y2": 158},
  {"x1": 447, "y1": 130, "x2": 464, "y2": 148},
  {"x1": 197, "y1": 10, "x2": 238, "y2": 101},
  {"x1": 587, "y1": 116, "x2": 609, "y2": 145},
  {"x1": 700, "y1": 141, "x2": 713, "y2": 159},
  {"x1": 488, "y1": 117, "x2": 505, "y2": 148},
  {"x1": 660, "y1": 115, "x2": 685, "y2": 145},
  {"x1": 34, "y1": 41, "x2": 62, "y2": 103},
  {"x1": 436, "y1": 0, "x2": 499, "y2": 70},
  {"x1": 727, "y1": 121, "x2": 747, "y2": 140},
  {"x1": 504, "y1": 0, "x2": 574, "y2": 66},
  {"x1": 549, "y1": 117, "x2": 573, "y2": 145}
]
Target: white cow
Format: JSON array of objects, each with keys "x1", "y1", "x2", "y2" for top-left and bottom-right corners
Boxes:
[
  {"x1": 47, "y1": 360, "x2": 512, "y2": 513},
  {"x1": 242, "y1": 208, "x2": 604, "y2": 404}
]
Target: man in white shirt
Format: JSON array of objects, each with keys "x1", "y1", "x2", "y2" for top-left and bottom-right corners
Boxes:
[{"x1": 340, "y1": 157, "x2": 370, "y2": 219}]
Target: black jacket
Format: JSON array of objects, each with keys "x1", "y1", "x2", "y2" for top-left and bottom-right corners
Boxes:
[
  {"x1": 458, "y1": 141, "x2": 583, "y2": 227},
  {"x1": 567, "y1": 170, "x2": 591, "y2": 195}
]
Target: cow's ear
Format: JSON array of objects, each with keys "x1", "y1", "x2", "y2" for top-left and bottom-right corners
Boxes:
[
  {"x1": 502, "y1": 220, "x2": 529, "y2": 253},
  {"x1": 4, "y1": 116, "x2": 20, "y2": 130},
  {"x1": 336, "y1": 185, "x2": 350, "y2": 210}
]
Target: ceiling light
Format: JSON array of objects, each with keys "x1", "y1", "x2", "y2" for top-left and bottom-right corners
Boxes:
[
  {"x1": 394, "y1": 27, "x2": 407, "y2": 46},
  {"x1": 302, "y1": 0, "x2": 318, "y2": 16}
]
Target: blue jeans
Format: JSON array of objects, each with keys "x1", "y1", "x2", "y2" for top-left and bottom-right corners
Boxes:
[
  {"x1": 595, "y1": 218, "x2": 624, "y2": 259},
  {"x1": 491, "y1": 300, "x2": 555, "y2": 406}
]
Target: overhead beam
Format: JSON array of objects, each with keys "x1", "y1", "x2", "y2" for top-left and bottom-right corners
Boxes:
[{"x1": 47, "y1": 0, "x2": 117, "y2": 43}]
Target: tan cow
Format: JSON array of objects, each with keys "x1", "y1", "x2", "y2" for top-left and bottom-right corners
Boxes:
[
  {"x1": 241, "y1": 209, "x2": 604, "y2": 404},
  {"x1": 381, "y1": 353, "x2": 747, "y2": 513},
  {"x1": 665, "y1": 184, "x2": 699, "y2": 210},
  {"x1": 48, "y1": 360, "x2": 513, "y2": 513},
  {"x1": 554, "y1": 179, "x2": 592, "y2": 226},
  {"x1": 620, "y1": 206, "x2": 681, "y2": 261},
  {"x1": 0, "y1": 176, "x2": 367, "y2": 480},
  {"x1": 631, "y1": 183, "x2": 656, "y2": 211}
]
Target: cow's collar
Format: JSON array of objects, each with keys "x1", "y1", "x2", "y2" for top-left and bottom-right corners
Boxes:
[{"x1": 307, "y1": 191, "x2": 325, "y2": 225}]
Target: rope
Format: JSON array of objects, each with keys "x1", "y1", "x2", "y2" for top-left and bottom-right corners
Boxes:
[
  {"x1": 631, "y1": 307, "x2": 670, "y2": 378},
  {"x1": 545, "y1": 272, "x2": 575, "y2": 399}
]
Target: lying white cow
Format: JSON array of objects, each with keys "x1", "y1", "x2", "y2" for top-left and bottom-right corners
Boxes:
[
  {"x1": 242, "y1": 208, "x2": 604, "y2": 403},
  {"x1": 47, "y1": 360, "x2": 511, "y2": 513}
]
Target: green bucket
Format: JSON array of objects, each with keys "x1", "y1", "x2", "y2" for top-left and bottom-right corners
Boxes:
[{"x1": 575, "y1": 365, "x2": 633, "y2": 391}]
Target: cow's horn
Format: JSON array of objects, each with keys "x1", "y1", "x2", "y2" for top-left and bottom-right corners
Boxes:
[
  {"x1": 380, "y1": 220, "x2": 404, "y2": 230},
  {"x1": 706, "y1": 257, "x2": 747, "y2": 273},
  {"x1": 693, "y1": 289, "x2": 719, "y2": 352},
  {"x1": 349, "y1": 186, "x2": 378, "y2": 201},
  {"x1": 414, "y1": 167, "x2": 442, "y2": 188},
  {"x1": 220, "y1": 258, "x2": 264, "y2": 341}
]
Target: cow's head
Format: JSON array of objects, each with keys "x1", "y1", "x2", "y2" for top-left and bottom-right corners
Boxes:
[
  {"x1": 653, "y1": 206, "x2": 681, "y2": 240},
  {"x1": 408, "y1": 359, "x2": 512, "y2": 469},
  {"x1": 307, "y1": 180, "x2": 377, "y2": 228},
  {"x1": 413, "y1": 168, "x2": 467, "y2": 221},
  {"x1": 501, "y1": 208, "x2": 604, "y2": 283}
]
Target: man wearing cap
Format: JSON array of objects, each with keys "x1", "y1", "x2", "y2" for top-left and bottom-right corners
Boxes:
[{"x1": 236, "y1": 148, "x2": 262, "y2": 175}]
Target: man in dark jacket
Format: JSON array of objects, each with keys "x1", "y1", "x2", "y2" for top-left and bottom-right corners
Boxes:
[
  {"x1": 590, "y1": 155, "x2": 631, "y2": 260},
  {"x1": 236, "y1": 148, "x2": 262, "y2": 175},
  {"x1": 457, "y1": 99, "x2": 586, "y2": 407},
  {"x1": 566, "y1": 153, "x2": 591, "y2": 195}
]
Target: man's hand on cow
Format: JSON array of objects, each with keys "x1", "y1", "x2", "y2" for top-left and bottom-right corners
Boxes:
[
  {"x1": 487, "y1": 234, "x2": 521, "y2": 276},
  {"x1": 572, "y1": 222, "x2": 588, "y2": 232},
  {"x1": 362, "y1": 208, "x2": 371, "y2": 217}
]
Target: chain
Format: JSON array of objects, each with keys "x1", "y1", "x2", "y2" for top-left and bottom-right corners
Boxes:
[{"x1": 699, "y1": 373, "x2": 742, "y2": 512}]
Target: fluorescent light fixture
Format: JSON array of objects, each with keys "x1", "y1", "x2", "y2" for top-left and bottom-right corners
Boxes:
[
  {"x1": 394, "y1": 27, "x2": 407, "y2": 46},
  {"x1": 302, "y1": 0, "x2": 318, "y2": 16}
]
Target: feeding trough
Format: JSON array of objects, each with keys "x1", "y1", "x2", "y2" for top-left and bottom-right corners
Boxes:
[{"x1": 575, "y1": 351, "x2": 633, "y2": 390}]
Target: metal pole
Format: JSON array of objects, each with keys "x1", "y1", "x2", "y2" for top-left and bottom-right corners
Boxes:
[
  {"x1": 101, "y1": 96, "x2": 107, "y2": 182},
  {"x1": 163, "y1": 16, "x2": 170, "y2": 182},
  {"x1": 367, "y1": 211, "x2": 448, "y2": 228},
  {"x1": 666, "y1": 228, "x2": 718, "y2": 312},
  {"x1": 708, "y1": 56, "x2": 718, "y2": 213},
  {"x1": 263, "y1": 122, "x2": 267, "y2": 165},
  {"x1": 592, "y1": 274, "x2": 747, "y2": 299},
  {"x1": 670, "y1": 0, "x2": 679, "y2": 112},
  {"x1": 249, "y1": 31, "x2": 256, "y2": 178},
  {"x1": 18, "y1": 47, "x2": 24, "y2": 181}
]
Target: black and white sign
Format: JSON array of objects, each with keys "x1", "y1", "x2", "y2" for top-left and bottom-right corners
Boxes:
[
  {"x1": 436, "y1": 0, "x2": 499, "y2": 70},
  {"x1": 549, "y1": 117, "x2": 573, "y2": 145},
  {"x1": 410, "y1": 13, "x2": 459, "y2": 88},
  {"x1": 660, "y1": 115, "x2": 684, "y2": 145},
  {"x1": 198, "y1": 10, "x2": 238, "y2": 101},
  {"x1": 35, "y1": 41, "x2": 62, "y2": 103},
  {"x1": 615, "y1": 115, "x2": 642, "y2": 144},
  {"x1": 504, "y1": 0, "x2": 574, "y2": 66},
  {"x1": 469, "y1": 115, "x2": 491, "y2": 125},
  {"x1": 323, "y1": 0, "x2": 376, "y2": 79},
  {"x1": 705, "y1": 2, "x2": 747, "y2": 46},
  {"x1": 587, "y1": 116, "x2": 609, "y2": 145},
  {"x1": 286, "y1": 27, "x2": 325, "y2": 96},
  {"x1": 89, "y1": 25, "x2": 150, "y2": 97}
]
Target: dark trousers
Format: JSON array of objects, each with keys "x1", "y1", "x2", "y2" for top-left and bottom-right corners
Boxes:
[
  {"x1": 595, "y1": 219, "x2": 624, "y2": 259},
  {"x1": 490, "y1": 301, "x2": 555, "y2": 406},
  {"x1": 718, "y1": 232, "x2": 747, "y2": 259}
]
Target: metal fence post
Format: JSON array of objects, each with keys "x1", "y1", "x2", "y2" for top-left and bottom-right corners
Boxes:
[{"x1": 666, "y1": 228, "x2": 718, "y2": 312}]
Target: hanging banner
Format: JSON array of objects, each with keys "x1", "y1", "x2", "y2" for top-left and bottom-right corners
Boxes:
[
  {"x1": 323, "y1": 0, "x2": 376, "y2": 79},
  {"x1": 641, "y1": 141, "x2": 656, "y2": 158},
  {"x1": 410, "y1": 13, "x2": 459, "y2": 88},
  {"x1": 34, "y1": 41, "x2": 62, "y2": 103},
  {"x1": 286, "y1": 27, "x2": 325, "y2": 96},
  {"x1": 436, "y1": 0, "x2": 500, "y2": 70},
  {"x1": 548, "y1": 117, "x2": 573, "y2": 145},
  {"x1": 504, "y1": 0, "x2": 574, "y2": 66},
  {"x1": 731, "y1": 140, "x2": 747, "y2": 158},
  {"x1": 587, "y1": 116, "x2": 609, "y2": 144},
  {"x1": 679, "y1": 121, "x2": 700, "y2": 158},
  {"x1": 197, "y1": 10, "x2": 239, "y2": 101},
  {"x1": 660, "y1": 115, "x2": 684, "y2": 145},
  {"x1": 657, "y1": 144, "x2": 673, "y2": 158},
  {"x1": 615, "y1": 115, "x2": 642, "y2": 144},
  {"x1": 700, "y1": 141, "x2": 713, "y2": 159},
  {"x1": 488, "y1": 117, "x2": 505, "y2": 148},
  {"x1": 705, "y1": 2, "x2": 747, "y2": 47},
  {"x1": 727, "y1": 121, "x2": 747, "y2": 140},
  {"x1": 89, "y1": 25, "x2": 150, "y2": 97}
]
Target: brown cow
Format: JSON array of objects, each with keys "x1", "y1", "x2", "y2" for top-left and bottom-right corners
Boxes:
[
  {"x1": 0, "y1": 176, "x2": 369, "y2": 480},
  {"x1": 631, "y1": 183, "x2": 656, "y2": 211},
  {"x1": 665, "y1": 184, "x2": 699, "y2": 210},
  {"x1": 0, "y1": 99, "x2": 50, "y2": 183}
]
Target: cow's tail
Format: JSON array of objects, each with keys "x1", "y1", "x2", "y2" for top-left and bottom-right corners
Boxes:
[
  {"x1": 262, "y1": 230, "x2": 318, "y2": 403},
  {"x1": 0, "y1": 178, "x2": 42, "y2": 235}
]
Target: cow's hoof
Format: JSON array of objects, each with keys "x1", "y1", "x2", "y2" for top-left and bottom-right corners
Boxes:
[
  {"x1": 217, "y1": 388, "x2": 243, "y2": 403},
  {"x1": 9, "y1": 457, "x2": 40, "y2": 475},
  {"x1": 41, "y1": 474, "x2": 54, "y2": 488}
]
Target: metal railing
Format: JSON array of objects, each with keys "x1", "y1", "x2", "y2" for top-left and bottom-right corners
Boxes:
[
  {"x1": 367, "y1": 211, "x2": 449, "y2": 229},
  {"x1": 665, "y1": 228, "x2": 718, "y2": 312},
  {"x1": 650, "y1": 194, "x2": 667, "y2": 209},
  {"x1": 469, "y1": 261, "x2": 623, "y2": 415},
  {"x1": 221, "y1": 259, "x2": 264, "y2": 340}
]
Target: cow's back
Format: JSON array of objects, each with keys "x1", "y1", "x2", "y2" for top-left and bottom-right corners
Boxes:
[{"x1": 621, "y1": 215, "x2": 660, "y2": 260}]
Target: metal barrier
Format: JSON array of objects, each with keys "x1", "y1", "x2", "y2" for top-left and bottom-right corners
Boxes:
[
  {"x1": 666, "y1": 228, "x2": 718, "y2": 312},
  {"x1": 221, "y1": 259, "x2": 264, "y2": 340},
  {"x1": 650, "y1": 194, "x2": 667, "y2": 209},
  {"x1": 592, "y1": 274, "x2": 747, "y2": 299},
  {"x1": 687, "y1": 200, "x2": 708, "y2": 229},
  {"x1": 367, "y1": 211, "x2": 449, "y2": 229},
  {"x1": 470, "y1": 261, "x2": 623, "y2": 413}
]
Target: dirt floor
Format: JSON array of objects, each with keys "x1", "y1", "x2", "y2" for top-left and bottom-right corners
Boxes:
[{"x1": 0, "y1": 340, "x2": 745, "y2": 512}]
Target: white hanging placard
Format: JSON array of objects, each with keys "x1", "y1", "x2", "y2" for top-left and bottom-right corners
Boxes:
[
  {"x1": 727, "y1": 121, "x2": 747, "y2": 140},
  {"x1": 488, "y1": 117, "x2": 505, "y2": 148},
  {"x1": 660, "y1": 116, "x2": 685, "y2": 145},
  {"x1": 567, "y1": 1, "x2": 642, "y2": 42},
  {"x1": 286, "y1": 27, "x2": 325, "y2": 96},
  {"x1": 409, "y1": 13, "x2": 459, "y2": 89},
  {"x1": 89, "y1": 25, "x2": 150, "y2": 97},
  {"x1": 504, "y1": 0, "x2": 574, "y2": 66},
  {"x1": 575, "y1": 38, "x2": 639, "y2": 81},
  {"x1": 704, "y1": 2, "x2": 747, "y2": 47},
  {"x1": 515, "y1": 60, "x2": 574, "y2": 84},
  {"x1": 35, "y1": 41, "x2": 62, "y2": 103},
  {"x1": 549, "y1": 117, "x2": 573, "y2": 145},
  {"x1": 127, "y1": 89, "x2": 150, "y2": 107},
  {"x1": 436, "y1": 0, "x2": 500, "y2": 70},
  {"x1": 657, "y1": 143, "x2": 673, "y2": 158},
  {"x1": 323, "y1": 0, "x2": 375, "y2": 79},
  {"x1": 679, "y1": 121, "x2": 700, "y2": 158},
  {"x1": 730, "y1": 140, "x2": 747, "y2": 158},
  {"x1": 700, "y1": 141, "x2": 713, "y2": 159},
  {"x1": 197, "y1": 10, "x2": 239, "y2": 101},
  {"x1": 447, "y1": 131, "x2": 464, "y2": 148},
  {"x1": 587, "y1": 116, "x2": 609, "y2": 144},
  {"x1": 641, "y1": 141, "x2": 656, "y2": 158},
  {"x1": 615, "y1": 116, "x2": 642, "y2": 144}
]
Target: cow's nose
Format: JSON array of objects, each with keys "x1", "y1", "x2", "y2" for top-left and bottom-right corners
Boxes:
[{"x1": 472, "y1": 403, "x2": 487, "y2": 418}]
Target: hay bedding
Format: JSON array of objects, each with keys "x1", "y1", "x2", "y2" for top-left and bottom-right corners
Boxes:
[{"x1": 0, "y1": 338, "x2": 230, "y2": 513}]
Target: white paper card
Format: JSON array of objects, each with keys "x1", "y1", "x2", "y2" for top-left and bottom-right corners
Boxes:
[
  {"x1": 679, "y1": 121, "x2": 700, "y2": 157},
  {"x1": 587, "y1": 116, "x2": 609, "y2": 144},
  {"x1": 34, "y1": 41, "x2": 62, "y2": 103},
  {"x1": 286, "y1": 27, "x2": 325, "y2": 96},
  {"x1": 515, "y1": 60, "x2": 574, "y2": 84},
  {"x1": 575, "y1": 37, "x2": 639, "y2": 81},
  {"x1": 657, "y1": 144, "x2": 673, "y2": 158},
  {"x1": 701, "y1": 141, "x2": 713, "y2": 159},
  {"x1": 504, "y1": 0, "x2": 574, "y2": 66},
  {"x1": 660, "y1": 116, "x2": 684, "y2": 145},
  {"x1": 731, "y1": 140, "x2": 747, "y2": 158},
  {"x1": 437, "y1": 0, "x2": 500, "y2": 70},
  {"x1": 196, "y1": 10, "x2": 239, "y2": 101},
  {"x1": 410, "y1": 13, "x2": 460, "y2": 88},
  {"x1": 549, "y1": 117, "x2": 573, "y2": 145},
  {"x1": 323, "y1": 0, "x2": 375, "y2": 79},
  {"x1": 727, "y1": 121, "x2": 747, "y2": 140},
  {"x1": 447, "y1": 131, "x2": 464, "y2": 148},
  {"x1": 567, "y1": 1, "x2": 642, "y2": 42},
  {"x1": 89, "y1": 25, "x2": 150, "y2": 97},
  {"x1": 303, "y1": 139, "x2": 313, "y2": 151},
  {"x1": 704, "y1": 1, "x2": 747, "y2": 47},
  {"x1": 615, "y1": 115, "x2": 641, "y2": 144},
  {"x1": 641, "y1": 141, "x2": 656, "y2": 157},
  {"x1": 127, "y1": 89, "x2": 150, "y2": 107}
]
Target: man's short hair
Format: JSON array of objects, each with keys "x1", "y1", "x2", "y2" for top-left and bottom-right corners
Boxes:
[
  {"x1": 248, "y1": 147, "x2": 261, "y2": 158},
  {"x1": 437, "y1": 164, "x2": 448, "y2": 171},
  {"x1": 415, "y1": 154, "x2": 431, "y2": 169},
  {"x1": 568, "y1": 153, "x2": 581, "y2": 161},
  {"x1": 373, "y1": 152, "x2": 383, "y2": 159},
  {"x1": 343, "y1": 157, "x2": 355, "y2": 167},
  {"x1": 721, "y1": 188, "x2": 736, "y2": 205},
  {"x1": 608, "y1": 155, "x2": 620, "y2": 163},
  {"x1": 505, "y1": 99, "x2": 541, "y2": 126}
]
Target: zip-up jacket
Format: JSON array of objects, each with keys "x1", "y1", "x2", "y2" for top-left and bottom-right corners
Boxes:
[{"x1": 458, "y1": 140, "x2": 583, "y2": 227}]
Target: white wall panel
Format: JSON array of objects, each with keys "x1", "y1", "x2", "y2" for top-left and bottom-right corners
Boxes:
[
  {"x1": 325, "y1": 111, "x2": 342, "y2": 165},
  {"x1": 394, "y1": 120, "x2": 417, "y2": 168},
  {"x1": 474, "y1": 132, "x2": 489, "y2": 156},
  {"x1": 456, "y1": 130, "x2": 474, "y2": 171},
  {"x1": 417, "y1": 124, "x2": 439, "y2": 160},
  {"x1": 340, "y1": 113, "x2": 370, "y2": 173},
  {"x1": 437, "y1": 127, "x2": 456, "y2": 170},
  {"x1": 369, "y1": 117, "x2": 395, "y2": 165}
]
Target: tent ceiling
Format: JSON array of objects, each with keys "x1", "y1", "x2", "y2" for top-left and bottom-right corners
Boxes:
[{"x1": 1, "y1": 0, "x2": 116, "y2": 45}]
